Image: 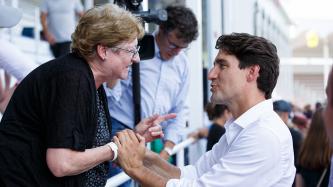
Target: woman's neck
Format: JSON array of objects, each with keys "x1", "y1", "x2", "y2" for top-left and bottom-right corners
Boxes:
[{"x1": 88, "y1": 59, "x2": 105, "y2": 89}]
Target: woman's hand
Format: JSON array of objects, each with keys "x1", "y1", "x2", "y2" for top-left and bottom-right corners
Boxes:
[{"x1": 134, "y1": 113, "x2": 176, "y2": 142}]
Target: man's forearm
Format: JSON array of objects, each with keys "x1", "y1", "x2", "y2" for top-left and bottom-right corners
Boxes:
[
  {"x1": 129, "y1": 165, "x2": 168, "y2": 187},
  {"x1": 144, "y1": 149, "x2": 181, "y2": 179}
]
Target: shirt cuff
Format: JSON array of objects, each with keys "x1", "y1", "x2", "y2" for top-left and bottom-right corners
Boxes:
[
  {"x1": 164, "y1": 122, "x2": 185, "y2": 144},
  {"x1": 166, "y1": 178, "x2": 196, "y2": 187},
  {"x1": 166, "y1": 179, "x2": 181, "y2": 187},
  {"x1": 165, "y1": 166, "x2": 198, "y2": 187},
  {"x1": 179, "y1": 165, "x2": 198, "y2": 179}
]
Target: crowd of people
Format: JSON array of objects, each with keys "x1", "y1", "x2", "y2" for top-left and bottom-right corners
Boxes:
[{"x1": 0, "y1": 1, "x2": 332, "y2": 187}]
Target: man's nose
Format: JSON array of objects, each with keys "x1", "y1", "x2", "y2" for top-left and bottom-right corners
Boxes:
[
  {"x1": 173, "y1": 48, "x2": 182, "y2": 53},
  {"x1": 169, "y1": 47, "x2": 182, "y2": 55},
  {"x1": 208, "y1": 67, "x2": 217, "y2": 80}
]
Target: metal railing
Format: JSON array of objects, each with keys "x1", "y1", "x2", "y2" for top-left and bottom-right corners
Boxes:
[{"x1": 105, "y1": 137, "x2": 196, "y2": 187}]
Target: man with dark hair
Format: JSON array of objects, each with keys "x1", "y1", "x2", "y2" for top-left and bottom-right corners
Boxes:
[
  {"x1": 158, "y1": 5, "x2": 199, "y2": 56},
  {"x1": 324, "y1": 68, "x2": 333, "y2": 186},
  {"x1": 106, "y1": 5, "x2": 198, "y2": 161},
  {"x1": 113, "y1": 33, "x2": 296, "y2": 186},
  {"x1": 214, "y1": 33, "x2": 279, "y2": 99}
]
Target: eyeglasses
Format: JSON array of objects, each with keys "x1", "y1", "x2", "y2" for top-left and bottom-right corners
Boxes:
[
  {"x1": 112, "y1": 45, "x2": 141, "y2": 59},
  {"x1": 166, "y1": 34, "x2": 189, "y2": 50}
]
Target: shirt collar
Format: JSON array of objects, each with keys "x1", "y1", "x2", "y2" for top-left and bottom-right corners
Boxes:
[
  {"x1": 234, "y1": 99, "x2": 273, "y2": 129},
  {"x1": 224, "y1": 99, "x2": 273, "y2": 145}
]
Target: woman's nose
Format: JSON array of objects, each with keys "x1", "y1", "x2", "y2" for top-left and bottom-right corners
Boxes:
[{"x1": 132, "y1": 54, "x2": 140, "y2": 63}]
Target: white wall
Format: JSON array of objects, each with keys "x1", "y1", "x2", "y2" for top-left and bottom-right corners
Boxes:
[
  {"x1": 206, "y1": 0, "x2": 222, "y2": 68},
  {"x1": 185, "y1": 0, "x2": 204, "y2": 164},
  {"x1": 224, "y1": 0, "x2": 256, "y2": 34}
]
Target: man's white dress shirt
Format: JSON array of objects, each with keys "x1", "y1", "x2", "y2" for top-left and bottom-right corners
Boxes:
[{"x1": 167, "y1": 99, "x2": 296, "y2": 187}]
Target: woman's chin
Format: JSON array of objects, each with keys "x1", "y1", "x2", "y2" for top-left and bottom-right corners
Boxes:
[{"x1": 120, "y1": 74, "x2": 129, "y2": 80}]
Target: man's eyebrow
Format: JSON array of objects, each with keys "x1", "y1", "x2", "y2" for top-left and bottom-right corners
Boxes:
[{"x1": 214, "y1": 59, "x2": 227, "y2": 65}]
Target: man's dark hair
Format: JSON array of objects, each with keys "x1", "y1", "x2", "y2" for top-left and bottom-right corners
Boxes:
[
  {"x1": 215, "y1": 33, "x2": 279, "y2": 99},
  {"x1": 159, "y1": 5, "x2": 198, "y2": 43}
]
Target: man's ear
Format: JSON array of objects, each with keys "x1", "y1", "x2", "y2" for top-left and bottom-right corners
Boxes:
[
  {"x1": 246, "y1": 65, "x2": 260, "y2": 82},
  {"x1": 96, "y1": 44, "x2": 107, "y2": 60}
]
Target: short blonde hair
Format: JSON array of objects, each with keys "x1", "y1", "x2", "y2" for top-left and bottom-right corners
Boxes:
[{"x1": 71, "y1": 4, "x2": 144, "y2": 60}]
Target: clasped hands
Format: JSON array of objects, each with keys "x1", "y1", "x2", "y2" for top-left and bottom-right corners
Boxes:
[{"x1": 111, "y1": 113, "x2": 176, "y2": 172}]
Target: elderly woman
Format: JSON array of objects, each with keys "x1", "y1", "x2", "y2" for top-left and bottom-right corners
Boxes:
[{"x1": 0, "y1": 4, "x2": 174, "y2": 187}]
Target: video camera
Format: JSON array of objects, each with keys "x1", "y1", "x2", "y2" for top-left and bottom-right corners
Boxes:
[{"x1": 114, "y1": 0, "x2": 167, "y2": 60}]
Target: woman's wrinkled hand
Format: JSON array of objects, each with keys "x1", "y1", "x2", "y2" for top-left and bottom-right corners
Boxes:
[{"x1": 134, "y1": 113, "x2": 177, "y2": 142}]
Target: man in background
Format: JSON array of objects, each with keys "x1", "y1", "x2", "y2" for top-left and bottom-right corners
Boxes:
[
  {"x1": 273, "y1": 100, "x2": 303, "y2": 187},
  {"x1": 40, "y1": 0, "x2": 84, "y2": 58},
  {"x1": 273, "y1": 100, "x2": 303, "y2": 165}
]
